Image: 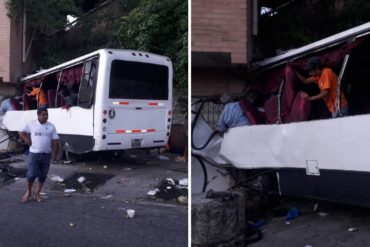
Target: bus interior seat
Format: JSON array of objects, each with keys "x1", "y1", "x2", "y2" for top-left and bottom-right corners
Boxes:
[
  {"x1": 239, "y1": 98, "x2": 266, "y2": 125},
  {"x1": 22, "y1": 94, "x2": 31, "y2": 110},
  {"x1": 264, "y1": 64, "x2": 311, "y2": 123},
  {"x1": 47, "y1": 90, "x2": 56, "y2": 108}
]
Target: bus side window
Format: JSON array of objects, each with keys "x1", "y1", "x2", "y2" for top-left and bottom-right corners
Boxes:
[{"x1": 79, "y1": 59, "x2": 98, "y2": 108}]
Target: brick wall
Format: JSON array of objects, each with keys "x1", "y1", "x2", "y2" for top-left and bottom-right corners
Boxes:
[
  {"x1": 192, "y1": 0, "x2": 248, "y2": 64},
  {"x1": 0, "y1": 1, "x2": 11, "y2": 82}
]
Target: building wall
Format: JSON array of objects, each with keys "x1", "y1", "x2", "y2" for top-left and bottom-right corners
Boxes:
[
  {"x1": 0, "y1": 1, "x2": 11, "y2": 82},
  {"x1": 0, "y1": 2, "x2": 33, "y2": 84},
  {"x1": 192, "y1": 0, "x2": 248, "y2": 64},
  {"x1": 9, "y1": 12, "x2": 33, "y2": 83}
]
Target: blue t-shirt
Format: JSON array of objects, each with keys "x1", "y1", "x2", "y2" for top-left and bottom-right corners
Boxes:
[{"x1": 217, "y1": 102, "x2": 250, "y2": 133}]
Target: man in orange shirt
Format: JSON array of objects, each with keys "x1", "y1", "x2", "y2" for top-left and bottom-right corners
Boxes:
[
  {"x1": 295, "y1": 57, "x2": 348, "y2": 118},
  {"x1": 26, "y1": 86, "x2": 48, "y2": 107}
]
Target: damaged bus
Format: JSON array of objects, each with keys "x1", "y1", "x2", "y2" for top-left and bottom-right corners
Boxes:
[
  {"x1": 193, "y1": 22, "x2": 370, "y2": 207},
  {"x1": 3, "y1": 49, "x2": 173, "y2": 156}
]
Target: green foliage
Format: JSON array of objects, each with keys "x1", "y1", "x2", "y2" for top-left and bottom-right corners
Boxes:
[
  {"x1": 6, "y1": 0, "x2": 82, "y2": 34},
  {"x1": 116, "y1": 0, "x2": 188, "y2": 92},
  {"x1": 257, "y1": 0, "x2": 370, "y2": 59}
]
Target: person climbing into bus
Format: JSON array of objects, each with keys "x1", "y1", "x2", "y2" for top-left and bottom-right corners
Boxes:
[
  {"x1": 217, "y1": 94, "x2": 250, "y2": 134},
  {"x1": 294, "y1": 56, "x2": 348, "y2": 118},
  {"x1": 26, "y1": 85, "x2": 48, "y2": 108}
]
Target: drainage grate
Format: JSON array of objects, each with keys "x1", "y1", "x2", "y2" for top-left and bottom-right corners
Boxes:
[{"x1": 50, "y1": 172, "x2": 114, "y2": 193}]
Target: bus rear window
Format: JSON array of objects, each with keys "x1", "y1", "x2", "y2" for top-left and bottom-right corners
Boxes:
[{"x1": 109, "y1": 60, "x2": 169, "y2": 100}]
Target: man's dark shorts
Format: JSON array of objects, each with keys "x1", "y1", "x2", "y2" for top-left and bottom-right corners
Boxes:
[{"x1": 27, "y1": 152, "x2": 51, "y2": 183}]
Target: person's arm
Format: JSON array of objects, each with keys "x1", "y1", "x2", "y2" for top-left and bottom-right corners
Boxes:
[
  {"x1": 308, "y1": 89, "x2": 328, "y2": 101},
  {"x1": 18, "y1": 131, "x2": 31, "y2": 146},
  {"x1": 294, "y1": 70, "x2": 316, "y2": 84},
  {"x1": 51, "y1": 139, "x2": 58, "y2": 161}
]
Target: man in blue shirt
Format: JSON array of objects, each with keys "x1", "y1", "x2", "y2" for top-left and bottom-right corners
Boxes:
[{"x1": 217, "y1": 94, "x2": 250, "y2": 134}]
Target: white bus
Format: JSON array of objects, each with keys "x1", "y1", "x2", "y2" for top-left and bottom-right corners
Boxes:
[
  {"x1": 3, "y1": 49, "x2": 173, "y2": 156},
  {"x1": 193, "y1": 22, "x2": 370, "y2": 207}
]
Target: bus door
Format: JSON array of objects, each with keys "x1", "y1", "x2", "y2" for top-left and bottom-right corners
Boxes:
[{"x1": 106, "y1": 60, "x2": 170, "y2": 148}]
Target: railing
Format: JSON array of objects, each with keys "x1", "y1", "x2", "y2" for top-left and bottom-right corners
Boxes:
[{"x1": 192, "y1": 98, "x2": 224, "y2": 131}]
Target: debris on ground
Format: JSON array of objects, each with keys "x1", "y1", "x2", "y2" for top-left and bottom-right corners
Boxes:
[
  {"x1": 103, "y1": 165, "x2": 108, "y2": 169},
  {"x1": 158, "y1": 155, "x2": 170, "y2": 161},
  {"x1": 179, "y1": 178, "x2": 188, "y2": 187},
  {"x1": 177, "y1": 196, "x2": 188, "y2": 205},
  {"x1": 69, "y1": 223, "x2": 75, "y2": 227},
  {"x1": 101, "y1": 195, "x2": 113, "y2": 200},
  {"x1": 147, "y1": 178, "x2": 188, "y2": 202},
  {"x1": 126, "y1": 209, "x2": 135, "y2": 218},
  {"x1": 50, "y1": 175, "x2": 64, "y2": 182},
  {"x1": 313, "y1": 203, "x2": 319, "y2": 211},
  {"x1": 348, "y1": 227, "x2": 358, "y2": 232},
  {"x1": 64, "y1": 189, "x2": 76, "y2": 193},
  {"x1": 286, "y1": 207, "x2": 300, "y2": 223},
  {"x1": 318, "y1": 212, "x2": 328, "y2": 217},
  {"x1": 63, "y1": 160, "x2": 72, "y2": 164},
  {"x1": 77, "y1": 176, "x2": 86, "y2": 183},
  {"x1": 273, "y1": 207, "x2": 289, "y2": 218},
  {"x1": 147, "y1": 189, "x2": 159, "y2": 196},
  {"x1": 249, "y1": 220, "x2": 267, "y2": 229},
  {"x1": 123, "y1": 167, "x2": 132, "y2": 171}
]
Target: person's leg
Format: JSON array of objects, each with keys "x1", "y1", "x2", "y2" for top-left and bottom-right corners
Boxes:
[
  {"x1": 35, "y1": 154, "x2": 51, "y2": 202},
  {"x1": 22, "y1": 153, "x2": 38, "y2": 203}
]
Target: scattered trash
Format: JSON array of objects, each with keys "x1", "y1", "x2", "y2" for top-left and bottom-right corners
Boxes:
[
  {"x1": 50, "y1": 175, "x2": 64, "y2": 182},
  {"x1": 77, "y1": 176, "x2": 86, "y2": 183},
  {"x1": 147, "y1": 189, "x2": 160, "y2": 196},
  {"x1": 14, "y1": 177, "x2": 19, "y2": 181},
  {"x1": 177, "y1": 196, "x2": 188, "y2": 204},
  {"x1": 150, "y1": 178, "x2": 188, "y2": 200},
  {"x1": 123, "y1": 167, "x2": 132, "y2": 171},
  {"x1": 127, "y1": 209, "x2": 135, "y2": 218},
  {"x1": 305, "y1": 245, "x2": 313, "y2": 247},
  {"x1": 179, "y1": 178, "x2": 188, "y2": 187},
  {"x1": 69, "y1": 223, "x2": 75, "y2": 227},
  {"x1": 313, "y1": 203, "x2": 319, "y2": 211},
  {"x1": 103, "y1": 165, "x2": 108, "y2": 169},
  {"x1": 118, "y1": 207, "x2": 126, "y2": 211},
  {"x1": 101, "y1": 206, "x2": 105, "y2": 209},
  {"x1": 101, "y1": 195, "x2": 113, "y2": 200},
  {"x1": 286, "y1": 207, "x2": 300, "y2": 222},
  {"x1": 158, "y1": 155, "x2": 170, "y2": 160},
  {"x1": 63, "y1": 160, "x2": 72, "y2": 164},
  {"x1": 89, "y1": 168, "x2": 92, "y2": 171},
  {"x1": 273, "y1": 207, "x2": 288, "y2": 218},
  {"x1": 348, "y1": 227, "x2": 358, "y2": 232},
  {"x1": 251, "y1": 220, "x2": 267, "y2": 229},
  {"x1": 64, "y1": 189, "x2": 76, "y2": 193},
  {"x1": 166, "y1": 178, "x2": 176, "y2": 186},
  {"x1": 285, "y1": 221, "x2": 291, "y2": 225},
  {"x1": 318, "y1": 212, "x2": 328, "y2": 217}
]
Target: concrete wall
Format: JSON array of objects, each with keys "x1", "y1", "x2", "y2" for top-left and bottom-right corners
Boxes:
[
  {"x1": 192, "y1": 0, "x2": 248, "y2": 64},
  {"x1": 192, "y1": 68, "x2": 245, "y2": 97}
]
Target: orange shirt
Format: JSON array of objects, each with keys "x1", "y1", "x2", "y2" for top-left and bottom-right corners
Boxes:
[
  {"x1": 310, "y1": 68, "x2": 348, "y2": 113},
  {"x1": 30, "y1": 88, "x2": 48, "y2": 106}
]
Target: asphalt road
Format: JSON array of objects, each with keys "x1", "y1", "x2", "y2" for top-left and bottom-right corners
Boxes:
[
  {"x1": 0, "y1": 152, "x2": 188, "y2": 247},
  {"x1": 249, "y1": 198, "x2": 370, "y2": 247}
]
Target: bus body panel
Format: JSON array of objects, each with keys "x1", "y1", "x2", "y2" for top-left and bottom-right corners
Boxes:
[
  {"x1": 3, "y1": 107, "x2": 94, "y2": 136},
  {"x1": 92, "y1": 50, "x2": 173, "y2": 152},
  {"x1": 221, "y1": 114, "x2": 370, "y2": 173}
]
